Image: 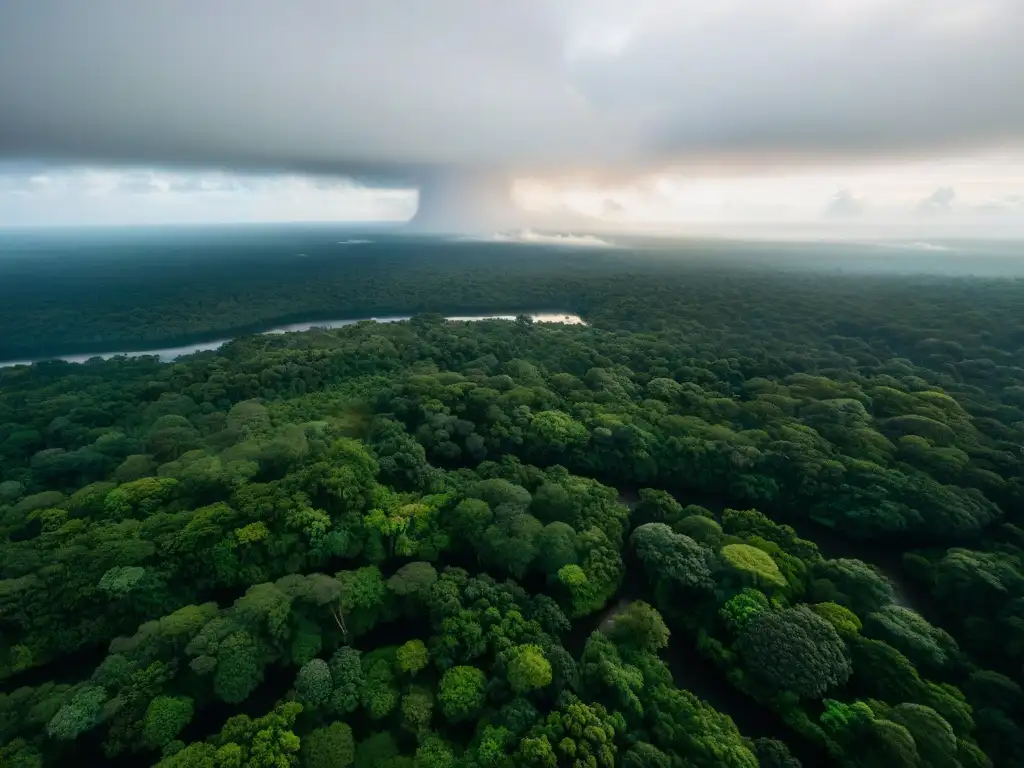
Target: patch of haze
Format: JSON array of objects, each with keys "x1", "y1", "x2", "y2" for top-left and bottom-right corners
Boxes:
[
  {"x1": 489, "y1": 229, "x2": 616, "y2": 247},
  {"x1": 865, "y1": 241, "x2": 951, "y2": 252}
]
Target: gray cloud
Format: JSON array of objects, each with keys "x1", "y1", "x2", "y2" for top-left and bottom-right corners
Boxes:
[
  {"x1": 977, "y1": 193, "x2": 1024, "y2": 211},
  {"x1": 0, "y1": 1, "x2": 1021, "y2": 181},
  {"x1": 601, "y1": 199, "x2": 626, "y2": 215},
  {"x1": 824, "y1": 189, "x2": 865, "y2": 217},
  {"x1": 113, "y1": 173, "x2": 163, "y2": 195},
  {"x1": 917, "y1": 186, "x2": 956, "y2": 213}
]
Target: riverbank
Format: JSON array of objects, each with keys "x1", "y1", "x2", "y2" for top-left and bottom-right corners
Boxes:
[{"x1": 0, "y1": 311, "x2": 585, "y2": 368}]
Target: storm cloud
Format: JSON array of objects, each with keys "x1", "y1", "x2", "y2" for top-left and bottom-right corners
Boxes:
[{"x1": 0, "y1": 0, "x2": 1022, "y2": 179}]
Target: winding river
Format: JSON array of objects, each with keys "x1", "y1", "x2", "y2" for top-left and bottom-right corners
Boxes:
[{"x1": 0, "y1": 312, "x2": 585, "y2": 368}]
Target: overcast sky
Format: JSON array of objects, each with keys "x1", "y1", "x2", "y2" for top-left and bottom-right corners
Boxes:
[{"x1": 0, "y1": 0, "x2": 1022, "y2": 233}]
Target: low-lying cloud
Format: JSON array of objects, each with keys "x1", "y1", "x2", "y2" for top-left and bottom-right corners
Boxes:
[{"x1": 489, "y1": 230, "x2": 615, "y2": 247}]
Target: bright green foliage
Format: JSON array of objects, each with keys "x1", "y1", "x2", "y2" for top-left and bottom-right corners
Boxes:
[
  {"x1": 302, "y1": 722, "x2": 355, "y2": 768},
  {"x1": 720, "y1": 544, "x2": 787, "y2": 588},
  {"x1": 738, "y1": 605, "x2": 852, "y2": 698},
  {"x1": 579, "y1": 632, "x2": 645, "y2": 718},
  {"x1": 472, "y1": 724, "x2": 515, "y2": 767},
  {"x1": 396, "y1": 639, "x2": 430, "y2": 676},
  {"x1": 414, "y1": 736, "x2": 456, "y2": 768},
  {"x1": 328, "y1": 648, "x2": 363, "y2": 715},
  {"x1": 811, "y1": 602, "x2": 863, "y2": 636},
  {"x1": 439, "y1": 665, "x2": 487, "y2": 721},
  {"x1": 820, "y1": 699, "x2": 875, "y2": 735},
  {"x1": 648, "y1": 683, "x2": 759, "y2": 768},
  {"x1": 608, "y1": 601, "x2": 670, "y2": 653},
  {"x1": 104, "y1": 476, "x2": 179, "y2": 519},
  {"x1": 401, "y1": 686, "x2": 434, "y2": 736},
  {"x1": 528, "y1": 694, "x2": 619, "y2": 768},
  {"x1": 142, "y1": 695, "x2": 194, "y2": 748},
  {"x1": 1, "y1": 263, "x2": 1020, "y2": 768},
  {"x1": 97, "y1": 565, "x2": 148, "y2": 599},
  {"x1": 719, "y1": 589, "x2": 770, "y2": 633},
  {"x1": 295, "y1": 659, "x2": 333, "y2": 706},
  {"x1": 157, "y1": 702, "x2": 302, "y2": 768},
  {"x1": 557, "y1": 564, "x2": 598, "y2": 618},
  {"x1": 46, "y1": 685, "x2": 108, "y2": 740},
  {"x1": 361, "y1": 657, "x2": 399, "y2": 719},
  {"x1": 506, "y1": 644, "x2": 552, "y2": 693},
  {"x1": 214, "y1": 631, "x2": 263, "y2": 704},
  {"x1": 517, "y1": 734, "x2": 557, "y2": 767},
  {"x1": 529, "y1": 409, "x2": 588, "y2": 450}
]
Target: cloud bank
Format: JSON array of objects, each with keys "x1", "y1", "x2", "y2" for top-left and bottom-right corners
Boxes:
[{"x1": 0, "y1": 0, "x2": 1022, "y2": 179}]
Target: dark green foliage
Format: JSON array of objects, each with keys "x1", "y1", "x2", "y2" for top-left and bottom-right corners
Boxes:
[
  {"x1": 141, "y1": 695, "x2": 194, "y2": 748},
  {"x1": 295, "y1": 658, "x2": 333, "y2": 706},
  {"x1": 673, "y1": 514, "x2": 724, "y2": 547},
  {"x1": 888, "y1": 703, "x2": 959, "y2": 768},
  {"x1": 738, "y1": 605, "x2": 852, "y2": 699},
  {"x1": 401, "y1": 686, "x2": 434, "y2": 736},
  {"x1": 631, "y1": 523, "x2": 714, "y2": 594},
  {"x1": 302, "y1": 721, "x2": 355, "y2": 768},
  {"x1": 0, "y1": 253, "x2": 1019, "y2": 768},
  {"x1": 753, "y1": 738, "x2": 802, "y2": 768},
  {"x1": 864, "y1": 604, "x2": 959, "y2": 673},
  {"x1": 810, "y1": 559, "x2": 895, "y2": 615},
  {"x1": 607, "y1": 600, "x2": 670, "y2": 654}
]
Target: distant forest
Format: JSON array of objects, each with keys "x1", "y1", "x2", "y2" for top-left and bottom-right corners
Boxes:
[
  {"x1": 2, "y1": 233, "x2": 1024, "y2": 767},
  {"x1": 2, "y1": 228, "x2": 1023, "y2": 361}
]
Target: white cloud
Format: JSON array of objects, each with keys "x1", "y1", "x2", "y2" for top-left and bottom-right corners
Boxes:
[
  {"x1": 489, "y1": 229, "x2": 615, "y2": 247},
  {"x1": 0, "y1": 165, "x2": 416, "y2": 227},
  {"x1": 824, "y1": 189, "x2": 866, "y2": 217}
]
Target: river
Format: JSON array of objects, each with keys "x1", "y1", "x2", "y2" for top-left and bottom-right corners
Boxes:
[{"x1": 0, "y1": 311, "x2": 586, "y2": 368}]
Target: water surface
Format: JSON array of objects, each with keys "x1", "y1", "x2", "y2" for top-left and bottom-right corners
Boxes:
[{"x1": 0, "y1": 312, "x2": 585, "y2": 368}]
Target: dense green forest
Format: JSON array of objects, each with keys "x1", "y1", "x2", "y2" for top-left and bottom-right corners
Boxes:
[
  {"x1": 2, "y1": 250, "x2": 1024, "y2": 767},
  {"x1": 3, "y1": 227, "x2": 1022, "y2": 362}
]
